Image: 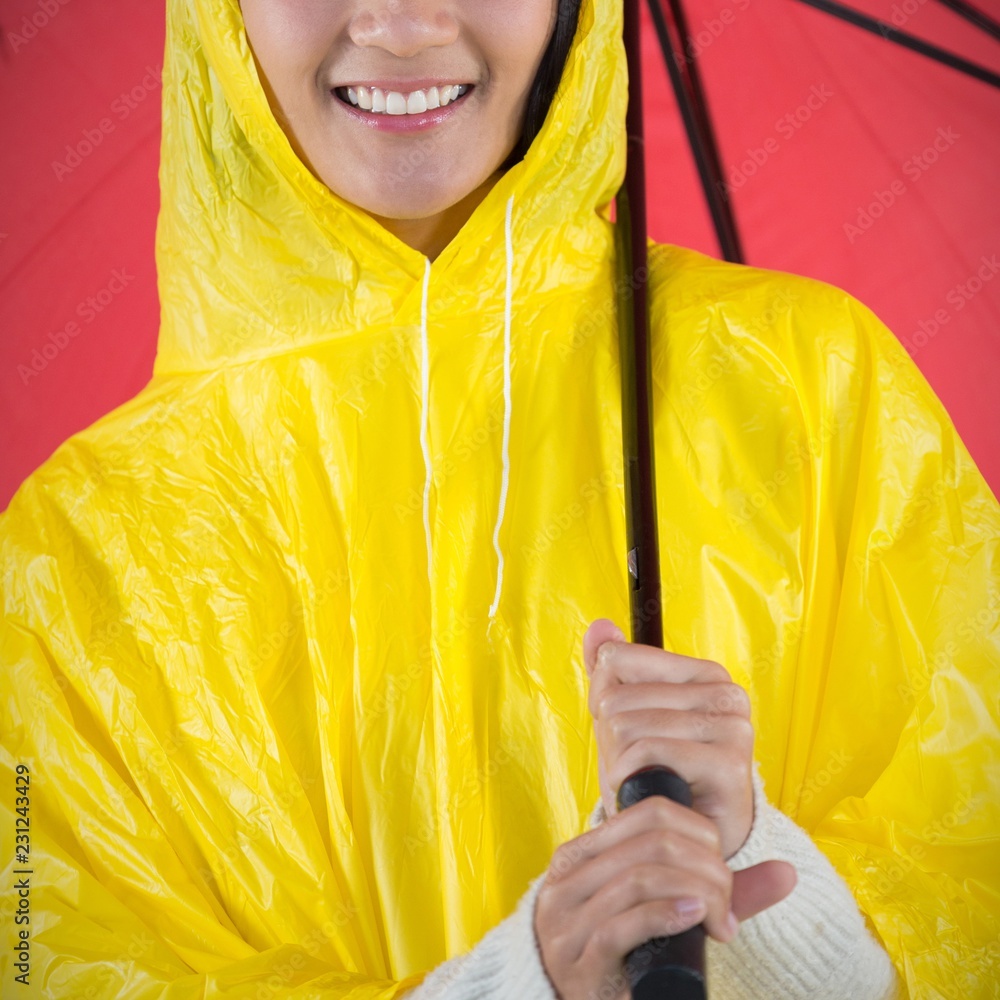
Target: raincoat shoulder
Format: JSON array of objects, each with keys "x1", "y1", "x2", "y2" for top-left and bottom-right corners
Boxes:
[{"x1": 646, "y1": 240, "x2": 1000, "y2": 995}]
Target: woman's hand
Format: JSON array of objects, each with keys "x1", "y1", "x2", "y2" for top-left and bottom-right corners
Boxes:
[
  {"x1": 585, "y1": 618, "x2": 755, "y2": 861},
  {"x1": 532, "y1": 619, "x2": 796, "y2": 1000},
  {"x1": 533, "y1": 619, "x2": 796, "y2": 999},
  {"x1": 533, "y1": 795, "x2": 797, "y2": 1000}
]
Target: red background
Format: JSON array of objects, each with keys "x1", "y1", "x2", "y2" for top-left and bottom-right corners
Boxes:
[{"x1": 2, "y1": 0, "x2": 998, "y2": 509}]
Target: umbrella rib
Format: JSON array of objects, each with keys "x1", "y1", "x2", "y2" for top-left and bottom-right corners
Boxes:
[
  {"x1": 932, "y1": 0, "x2": 1000, "y2": 46},
  {"x1": 791, "y1": 0, "x2": 1000, "y2": 90},
  {"x1": 645, "y1": 0, "x2": 746, "y2": 264}
]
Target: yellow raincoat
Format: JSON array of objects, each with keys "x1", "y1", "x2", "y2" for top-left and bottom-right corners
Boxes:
[{"x1": 2, "y1": 0, "x2": 999, "y2": 995}]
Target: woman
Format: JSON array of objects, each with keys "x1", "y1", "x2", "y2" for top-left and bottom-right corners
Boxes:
[{"x1": 1, "y1": 0, "x2": 997, "y2": 996}]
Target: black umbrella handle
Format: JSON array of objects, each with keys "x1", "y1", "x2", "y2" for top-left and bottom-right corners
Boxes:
[{"x1": 617, "y1": 767, "x2": 708, "y2": 1000}]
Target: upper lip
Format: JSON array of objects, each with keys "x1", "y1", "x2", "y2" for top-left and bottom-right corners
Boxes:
[{"x1": 331, "y1": 78, "x2": 474, "y2": 92}]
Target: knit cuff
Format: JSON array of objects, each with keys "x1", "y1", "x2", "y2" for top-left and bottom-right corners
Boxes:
[
  {"x1": 722, "y1": 757, "x2": 770, "y2": 865},
  {"x1": 707, "y1": 765, "x2": 900, "y2": 1000},
  {"x1": 585, "y1": 765, "x2": 898, "y2": 1000},
  {"x1": 407, "y1": 871, "x2": 558, "y2": 1000}
]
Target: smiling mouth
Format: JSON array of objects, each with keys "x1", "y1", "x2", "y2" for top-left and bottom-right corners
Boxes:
[{"x1": 333, "y1": 84, "x2": 473, "y2": 116}]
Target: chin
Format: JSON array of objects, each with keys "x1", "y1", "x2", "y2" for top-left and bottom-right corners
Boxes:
[{"x1": 334, "y1": 173, "x2": 485, "y2": 224}]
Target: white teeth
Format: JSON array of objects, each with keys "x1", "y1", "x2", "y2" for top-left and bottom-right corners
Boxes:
[{"x1": 338, "y1": 83, "x2": 469, "y2": 115}]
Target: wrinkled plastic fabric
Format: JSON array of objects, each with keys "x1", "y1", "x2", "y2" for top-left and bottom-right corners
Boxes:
[{"x1": 2, "y1": 0, "x2": 999, "y2": 995}]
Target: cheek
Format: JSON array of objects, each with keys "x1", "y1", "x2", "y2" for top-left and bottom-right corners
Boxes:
[
  {"x1": 480, "y1": 0, "x2": 559, "y2": 93},
  {"x1": 241, "y1": 0, "x2": 338, "y2": 93}
]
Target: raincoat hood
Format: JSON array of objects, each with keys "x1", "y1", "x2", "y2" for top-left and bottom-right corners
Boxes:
[
  {"x1": 2, "y1": 0, "x2": 999, "y2": 996},
  {"x1": 154, "y1": 0, "x2": 625, "y2": 374},
  {"x1": 155, "y1": 0, "x2": 628, "y2": 626}
]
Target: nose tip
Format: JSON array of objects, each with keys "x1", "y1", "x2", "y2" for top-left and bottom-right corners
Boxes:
[{"x1": 349, "y1": 4, "x2": 460, "y2": 57}]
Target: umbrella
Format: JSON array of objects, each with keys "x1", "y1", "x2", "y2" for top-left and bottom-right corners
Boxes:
[
  {"x1": 645, "y1": 0, "x2": 1000, "y2": 266},
  {"x1": 616, "y1": 9, "x2": 1000, "y2": 1000},
  {"x1": 634, "y1": 0, "x2": 1000, "y2": 489},
  {"x1": 613, "y1": 1, "x2": 708, "y2": 996},
  {"x1": 0, "y1": 0, "x2": 997, "y2": 507},
  {"x1": 613, "y1": 1, "x2": 1000, "y2": 991}
]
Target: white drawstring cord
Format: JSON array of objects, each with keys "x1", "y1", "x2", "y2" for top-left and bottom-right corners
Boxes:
[
  {"x1": 420, "y1": 257, "x2": 433, "y2": 588},
  {"x1": 487, "y1": 195, "x2": 515, "y2": 619}
]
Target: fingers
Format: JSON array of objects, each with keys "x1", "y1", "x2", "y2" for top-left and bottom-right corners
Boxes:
[
  {"x1": 575, "y1": 897, "x2": 709, "y2": 976},
  {"x1": 603, "y1": 734, "x2": 753, "y2": 806},
  {"x1": 560, "y1": 818, "x2": 727, "y2": 911},
  {"x1": 547, "y1": 791, "x2": 724, "y2": 884},
  {"x1": 584, "y1": 619, "x2": 756, "y2": 859},
  {"x1": 587, "y1": 636, "x2": 732, "y2": 718},
  {"x1": 599, "y1": 701, "x2": 754, "y2": 750},
  {"x1": 575, "y1": 844, "x2": 736, "y2": 946},
  {"x1": 594, "y1": 680, "x2": 752, "y2": 721},
  {"x1": 534, "y1": 860, "x2": 796, "y2": 1000},
  {"x1": 583, "y1": 618, "x2": 626, "y2": 678},
  {"x1": 731, "y1": 860, "x2": 798, "y2": 921},
  {"x1": 541, "y1": 797, "x2": 737, "y2": 950}
]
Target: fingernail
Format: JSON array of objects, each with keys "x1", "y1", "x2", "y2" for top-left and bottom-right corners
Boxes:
[
  {"x1": 726, "y1": 910, "x2": 739, "y2": 938},
  {"x1": 676, "y1": 897, "x2": 704, "y2": 919},
  {"x1": 597, "y1": 641, "x2": 616, "y2": 666},
  {"x1": 610, "y1": 624, "x2": 626, "y2": 641}
]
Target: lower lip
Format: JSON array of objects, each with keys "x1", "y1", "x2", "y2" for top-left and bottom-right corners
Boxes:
[{"x1": 331, "y1": 89, "x2": 473, "y2": 132}]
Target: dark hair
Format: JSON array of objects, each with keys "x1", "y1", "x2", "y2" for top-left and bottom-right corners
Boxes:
[{"x1": 500, "y1": 0, "x2": 583, "y2": 170}]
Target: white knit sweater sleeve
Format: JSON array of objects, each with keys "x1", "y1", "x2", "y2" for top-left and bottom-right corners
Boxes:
[
  {"x1": 404, "y1": 763, "x2": 900, "y2": 999},
  {"x1": 703, "y1": 761, "x2": 900, "y2": 1000}
]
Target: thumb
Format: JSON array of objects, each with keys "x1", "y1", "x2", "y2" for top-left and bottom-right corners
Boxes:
[
  {"x1": 730, "y1": 860, "x2": 797, "y2": 921},
  {"x1": 583, "y1": 618, "x2": 627, "y2": 678}
]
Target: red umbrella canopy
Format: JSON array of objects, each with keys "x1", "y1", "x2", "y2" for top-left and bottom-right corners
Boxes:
[
  {"x1": 0, "y1": 2, "x2": 163, "y2": 508},
  {"x1": 0, "y1": 0, "x2": 997, "y2": 506},
  {"x1": 639, "y1": 0, "x2": 1000, "y2": 489}
]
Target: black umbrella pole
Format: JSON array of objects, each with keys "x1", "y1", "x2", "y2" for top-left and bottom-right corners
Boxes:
[
  {"x1": 616, "y1": 0, "x2": 661, "y2": 651},
  {"x1": 614, "y1": 1, "x2": 707, "y2": 998}
]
